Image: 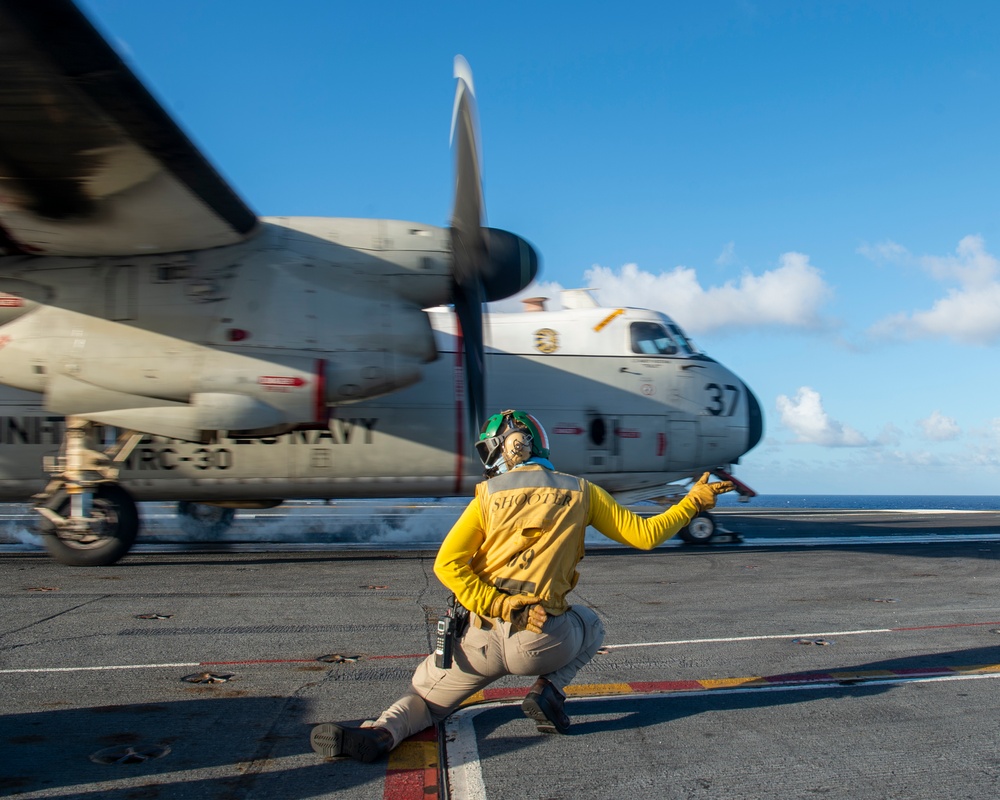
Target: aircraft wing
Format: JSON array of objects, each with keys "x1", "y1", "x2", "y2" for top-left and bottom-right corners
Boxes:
[{"x1": 0, "y1": 0, "x2": 259, "y2": 257}]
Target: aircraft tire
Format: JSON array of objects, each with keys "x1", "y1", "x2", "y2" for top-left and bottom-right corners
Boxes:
[
  {"x1": 39, "y1": 484, "x2": 140, "y2": 567},
  {"x1": 177, "y1": 502, "x2": 236, "y2": 538},
  {"x1": 679, "y1": 511, "x2": 716, "y2": 545}
]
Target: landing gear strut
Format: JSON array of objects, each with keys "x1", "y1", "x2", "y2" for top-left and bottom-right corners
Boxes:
[{"x1": 33, "y1": 417, "x2": 142, "y2": 567}]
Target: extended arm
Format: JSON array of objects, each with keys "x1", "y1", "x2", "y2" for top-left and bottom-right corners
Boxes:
[{"x1": 588, "y1": 473, "x2": 733, "y2": 550}]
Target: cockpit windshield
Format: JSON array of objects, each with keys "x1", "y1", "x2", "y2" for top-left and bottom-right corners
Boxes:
[
  {"x1": 629, "y1": 320, "x2": 699, "y2": 356},
  {"x1": 667, "y1": 322, "x2": 697, "y2": 355},
  {"x1": 630, "y1": 322, "x2": 678, "y2": 355}
]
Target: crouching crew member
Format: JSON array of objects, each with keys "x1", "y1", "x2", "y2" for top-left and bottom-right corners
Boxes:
[{"x1": 311, "y1": 409, "x2": 734, "y2": 762}]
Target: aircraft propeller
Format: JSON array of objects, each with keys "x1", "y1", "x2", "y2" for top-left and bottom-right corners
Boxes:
[{"x1": 449, "y1": 56, "x2": 538, "y2": 446}]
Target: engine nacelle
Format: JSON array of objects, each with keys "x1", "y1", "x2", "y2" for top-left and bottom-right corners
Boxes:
[{"x1": 40, "y1": 343, "x2": 425, "y2": 442}]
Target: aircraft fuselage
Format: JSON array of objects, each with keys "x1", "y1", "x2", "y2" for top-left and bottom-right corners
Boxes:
[{"x1": 0, "y1": 287, "x2": 763, "y2": 503}]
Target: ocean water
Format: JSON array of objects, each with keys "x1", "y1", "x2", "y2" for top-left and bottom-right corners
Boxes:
[{"x1": 713, "y1": 494, "x2": 1000, "y2": 511}]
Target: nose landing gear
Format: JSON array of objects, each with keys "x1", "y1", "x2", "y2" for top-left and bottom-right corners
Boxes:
[
  {"x1": 678, "y1": 511, "x2": 718, "y2": 544},
  {"x1": 33, "y1": 417, "x2": 142, "y2": 566},
  {"x1": 677, "y1": 469, "x2": 756, "y2": 545}
]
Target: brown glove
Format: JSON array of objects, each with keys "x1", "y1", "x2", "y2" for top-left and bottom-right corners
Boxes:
[
  {"x1": 523, "y1": 603, "x2": 548, "y2": 634},
  {"x1": 685, "y1": 472, "x2": 734, "y2": 512},
  {"x1": 490, "y1": 593, "x2": 547, "y2": 634}
]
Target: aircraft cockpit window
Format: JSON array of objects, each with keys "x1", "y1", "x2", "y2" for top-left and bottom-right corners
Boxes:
[
  {"x1": 630, "y1": 322, "x2": 678, "y2": 355},
  {"x1": 667, "y1": 323, "x2": 697, "y2": 355}
]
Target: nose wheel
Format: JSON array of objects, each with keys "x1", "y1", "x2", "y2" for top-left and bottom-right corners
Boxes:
[
  {"x1": 679, "y1": 511, "x2": 717, "y2": 544},
  {"x1": 37, "y1": 483, "x2": 139, "y2": 566},
  {"x1": 33, "y1": 417, "x2": 142, "y2": 566}
]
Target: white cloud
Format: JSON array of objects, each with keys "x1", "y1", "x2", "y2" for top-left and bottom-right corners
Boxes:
[
  {"x1": 581, "y1": 252, "x2": 832, "y2": 333},
  {"x1": 917, "y1": 410, "x2": 961, "y2": 442},
  {"x1": 775, "y1": 386, "x2": 870, "y2": 447},
  {"x1": 966, "y1": 418, "x2": 1000, "y2": 468},
  {"x1": 716, "y1": 241, "x2": 737, "y2": 266},
  {"x1": 989, "y1": 418, "x2": 1000, "y2": 441},
  {"x1": 871, "y1": 448, "x2": 948, "y2": 469},
  {"x1": 869, "y1": 235, "x2": 1000, "y2": 345},
  {"x1": 872, "y1": 285, "x2": 1000, "y2": 345},
  {"x1": 921, "y1": 234, "x2": 999, "y2": 287},
  {"x1": 875, "y1": 422, "x2": 903, "y2": 447},
  {"x1": 857, "y1": 239, "x2": 910, "y2": 265}
]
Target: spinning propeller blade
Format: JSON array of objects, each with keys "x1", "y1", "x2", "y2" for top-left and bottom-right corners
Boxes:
[
  {"x1": 450, "y1": 56, "x2": 488, "y2": 439},
  {"x1": 449, "y1": 56, "x2": 539, "y2": 446}
]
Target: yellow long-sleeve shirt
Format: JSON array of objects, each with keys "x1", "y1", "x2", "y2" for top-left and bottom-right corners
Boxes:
[{"x1": 433, "y1": 465, "x2": 700, "y2": 617}]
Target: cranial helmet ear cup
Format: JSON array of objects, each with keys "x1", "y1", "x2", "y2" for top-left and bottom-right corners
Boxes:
[{"x1": 502, "y1": 430, "x2": 532, "y2": 468}]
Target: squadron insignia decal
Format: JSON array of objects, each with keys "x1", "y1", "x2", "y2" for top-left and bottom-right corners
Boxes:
[{"x1": 534, "y1": 328, "x2": 559, "y2": 354}]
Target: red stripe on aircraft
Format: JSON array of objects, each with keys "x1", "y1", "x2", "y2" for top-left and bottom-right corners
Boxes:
[
  {"x1": 258, "y1": 375, "x2": 306, "y2": 387},
  {"x1": 313, "y1": 359, "x2": 326, "y2": 423}
]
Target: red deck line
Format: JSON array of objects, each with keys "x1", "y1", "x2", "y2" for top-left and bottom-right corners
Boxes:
[
  {"x1": 368, "y1": 653, "x2": 429, "y2": 661},
  {"x1": 763, "y1": 672, "x2": 835, "y2": 683},
  {"x1": 892, "y1": 620, "x2": 1000, "y2": 631},
  {"x1": 200, "y1": 658, "x2": 318, "y2": 665},
  {"x1": 482, "y1": 686, "x2": 532, "y2": 701},
  {"x1": 629, "y1": 679, "x2": 703, "y2": 692},
  {"x1": 384, "y1": 728, "x2": 439, "y2": 800}
]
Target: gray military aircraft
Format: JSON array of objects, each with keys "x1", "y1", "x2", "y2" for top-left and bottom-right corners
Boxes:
[{"x1": 0, "y1": 1, "x2": 761, "y2": 567}]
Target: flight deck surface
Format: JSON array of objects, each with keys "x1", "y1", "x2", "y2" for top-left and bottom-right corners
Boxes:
[{"x1": 2, "y1": 509, "x2": 1000, "y2": 799}]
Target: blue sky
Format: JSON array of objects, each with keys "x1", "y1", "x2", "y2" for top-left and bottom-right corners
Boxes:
[{"x1": 78, "y1": 1, "x2": 1000, "y2": 495}]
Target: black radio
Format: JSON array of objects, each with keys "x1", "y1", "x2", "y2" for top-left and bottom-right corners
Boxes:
[
  {"x1": 434, "y1": 613, "x2": 455, "y2": 669},
  {"x1": 433, "y1": 597, "x2": 469, "y2": 669}
]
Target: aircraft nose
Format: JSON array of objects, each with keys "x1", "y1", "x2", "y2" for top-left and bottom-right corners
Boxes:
[{"x1": 744, "y1": 381, "x2": 764, "y2": 453}]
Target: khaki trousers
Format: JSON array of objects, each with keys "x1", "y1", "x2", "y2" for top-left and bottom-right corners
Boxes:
[{"x1": 368, "y1": 604, "x2": 605, "y2": 747}]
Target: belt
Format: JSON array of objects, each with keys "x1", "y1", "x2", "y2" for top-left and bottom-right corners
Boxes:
[
  {"x1": 470, "y1": 612, "x2": 494, "y2": 630},
  {"x1": 470, "y1": 605, "x2": 569, "y2": 631}
]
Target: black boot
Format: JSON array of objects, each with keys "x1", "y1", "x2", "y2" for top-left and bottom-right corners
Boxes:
[
  {"x1": 521, "y1": 677, "x2": 570, "y2": 734},
  {"x1": 310, "y1": 723, "x2": 395, "y2": 763}
]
